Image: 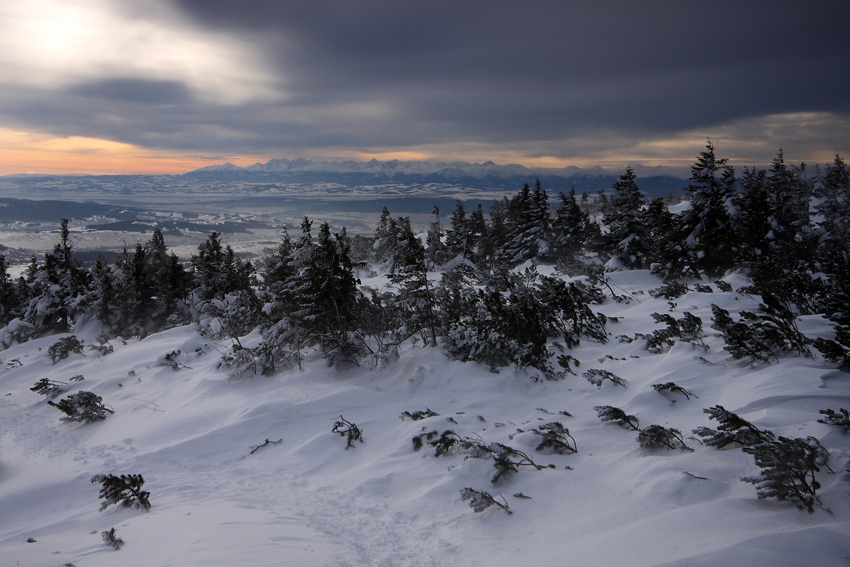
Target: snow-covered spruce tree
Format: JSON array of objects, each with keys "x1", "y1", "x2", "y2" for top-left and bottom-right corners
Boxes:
[
  {"x1": 743, "y1": 436, "x2": 830, "y2": 513},
  {"x1": 387, "y1": 218, "x2": 438, "y2": 346},
  {"x1": 91, "y1": 473, "x2": 150, "y2": 511},
  {"x1": 602, "y1": 166, "x2": 650, "y2": 270},
  {"x1": 23, "y1": 219, "x2": 88, "y2": 336},
  {"x1": 0, "y1": 254, "x2": 22, "y2": 327},
  {"x1": 671, "y1": 141, "x2": 736, "y2": 278},
  {"x1": 495, "y1": 181, "x2": 551, "y2": 267},
  {"x1": 425, "y1": 205, "x2": 446, "y2": 267},
  {"x1": 47, "y1": 391, "x2": 113, "y2": 423},
  {"x1": 549, "y1": 187, "x2": 600, "y2": 261},
  {"x1": 811, "y1": 155, "x2": 850, "y2": 368},
  {"x1": 190, "y1": 231, "x2": 252, "y2": 305}
]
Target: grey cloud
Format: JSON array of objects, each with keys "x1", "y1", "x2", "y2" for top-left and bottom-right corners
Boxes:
[
  {"x1": 67, "y1": 79, "x2": 193, "y2": 105},
  {"x1": 2, "y1": 0, "x2": 849, "y2": 164}
]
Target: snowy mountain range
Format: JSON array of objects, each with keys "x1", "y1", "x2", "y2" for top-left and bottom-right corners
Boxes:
[{"x1": 185, "y1": 158, "x2": 687, "y2": 196}]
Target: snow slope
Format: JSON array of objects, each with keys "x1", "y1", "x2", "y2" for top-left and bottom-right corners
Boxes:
[{"x1": 1, "y1": 271, "x2": 848, "y2": 566}]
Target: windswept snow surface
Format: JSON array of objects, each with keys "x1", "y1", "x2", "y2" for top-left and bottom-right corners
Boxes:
[{"x1": 1, "y1": 271, "x2": 848, "y2": 566}]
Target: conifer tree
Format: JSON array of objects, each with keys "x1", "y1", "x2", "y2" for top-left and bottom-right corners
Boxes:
[{"x1": 676, "y1": 141, "x2": 736, "y2": 277}]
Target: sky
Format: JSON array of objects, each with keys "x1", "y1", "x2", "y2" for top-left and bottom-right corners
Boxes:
[{"x1": 1, "y1": 0, "x2": 849, "y2": 176}]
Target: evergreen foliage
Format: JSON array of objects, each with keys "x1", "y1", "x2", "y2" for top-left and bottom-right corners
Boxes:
[
  {"x1": 460, "y1": 488, "x2": 512, "y2": 515},
  {"x1": 30, "y1": 378, "x2": 67, "y2": 397},
  {"x1": 693, "y1": 405, "x2": 775, "y2": 448},
  {"x1": 639, "y1": 312, "x2": 705, "y2": 353},
  {"x1": 91, "y1": 473, "x2": 151, "y2": 511},
  {"x1": 101, "y1": 528, "x2": 124, "y2": 550},
  {"x1": 531, "y1": 422, "x2": 577, "y2": 454},
  {"x1": 400, "y1": 408, "x2": 439, "y2": 421},
  {"x1": 711, "y1": 299, "x2": 811, "y2": 363},
  {"x1": 742, "y1": 436, "x2": 829, "y2": 513},
  {"x1": 818, "y1": 408, "x2": 850, "y2": 433},
  {"x1": 594, "y1": 405, "x2": 640, "y2": 430},
  {"x1": 48, "y1": 391, "x2": 113, "y2": 423},
  {"x1": 651, "y1": 382, "x2": 696, "y2": 400},
  {"x1": 583, "y1": 368, "x2": 627, "y2": 388},
  {"x1": 636, "y1": 425, "x2": 692, "y2": 451},
  {"x1": 47, "y1": 335, "x2": 84, "y2": 364}
]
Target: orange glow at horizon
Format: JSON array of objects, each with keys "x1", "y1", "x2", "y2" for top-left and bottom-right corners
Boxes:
[{"x1": 0, "y1": 128, "x2": 263, "y2": 176}]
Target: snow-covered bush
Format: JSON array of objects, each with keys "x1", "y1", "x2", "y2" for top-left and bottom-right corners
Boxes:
[
  {"x1": 91, "y1": 473, "x2": 150, "y2": 511},
  {"x1": 460, "y1": 488, "x2": 512, "y2": 515},
  {"x1": 594, "y1": 405, "x2": 640, "y2": 430},
  {"x1": 693, "y1": 405, "x2": 775, "y2": 448},
  {"x1": 47, "y1": 335, "x2": 84, "y2": 364},
  {"x1": 636, "y1": 425, "x2": 691, "y2": 451},
  {"x1": 743, "y1": 436, "x2": 830, "y2": 513},
  {"x1": 531, "y1": 422, "x2": 577, "y2": 454},
  {"x1": 583, "y1": 368, "x2": 627, "y2": 388},
  {"x1": 30, "y1": 378, "x2": 67, "y2": 398},
  {"x1": 711, "y1": 298, "x2": 811, "y2": 363},
  {"x1": 818, "y1": 408, "x2": 850, "y2": 433},
  {"x1": 101, "y1": 527, "x2": 124, "y2": 550},
  {"x1": 47, "y1": 391, "x2": 113, "y2": 423},
  {"x1": 0, "y1": 318, "x2": 35, "y2": 350}
]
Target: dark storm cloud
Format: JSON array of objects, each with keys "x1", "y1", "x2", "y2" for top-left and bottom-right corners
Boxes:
[
  {"x1": 68, "y1": 79, "x2": 193, "y2": 105},
  {"x1": 3, "y1": 0, "x2": 849, "y2": 163}
]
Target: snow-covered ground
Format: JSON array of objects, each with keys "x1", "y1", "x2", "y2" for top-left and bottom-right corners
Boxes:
[{"x1": 1, "y1": 270, "x2": 848, "y2": 566}]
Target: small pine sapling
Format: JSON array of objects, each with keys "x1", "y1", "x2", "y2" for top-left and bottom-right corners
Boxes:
[
  {"x1": 693, "y1": 405, "x2": 775, "y2": 448},
  {"x1": 101, "y1": 527, "x2": 124, "y2": 550},
  {"x1": 637, "y1": 425, "x2": 692, "y2": 451},
  {"x1": 531, "y1": 422, "x2": 577, "y2": 454},
  {"x1": 48, "y1": 336, "x2": 84, "y2": 364},
  {"x1": 460, "y1": 488, "x2": 512, "y2": 515},
  {"x1": 332, "y1": 415, "x2": 363, "y2": 449},
  {"x1": 91, "y1": 474, "x2": 151, "y2": 511},
  {"x1": 742, "y1": 436, "x2": 830, "y2": 513},
  {"x1": 714, "y1": 280, "x2": 733, "y2": 292},
  {"x1": 400, "y1": 408, "x2": 440, "y2": 421},
  {"x1": 594, "y1": 405, "x2": 640, "y2": 430},
  {"x1": 488, "y1": 442, "x2": 550, "y2": 483},
  {"x1": 30, "y1": 378, "x2": 67, "y2": 398},
  {"x1": 649, "y1": 282, "x2": 689, "y2": 300},
  {"x1": 583, "y1": 368, "x2": 627, "y2": 388},
  {"x1": 651, "y1": 382, "x2": 697, "y2": 401},
  {"x1": 47, "y1": 391, "x2": 113, "y2": 423},
  {"x1": 818, "y1": 408, "x2": 850, "y2": 433}
]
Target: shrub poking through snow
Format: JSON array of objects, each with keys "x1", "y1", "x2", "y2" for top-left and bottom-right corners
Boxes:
[
  {"x1": 101, "y1": 528, "x2": 124, "y2": 550},
  {"x1": 488, "y1": 442, "x2": 551, "y2": 483},
  {"x1": 30, "y1": 378, "x2": 67, "y2": 398},
  {"x1": 460, "y1": 488, "x2": 512, "y2": 515},
  {"x1": 47, "y1": 336, "x2": 84, "y2": 364},
  {"x1": 637, "y1": 425, "x2": 692, "y2": 451},
  {"x1": 818, "y1": 408, "x2": 850, "y2": 433},
  {"x1": 711, "y1": 300, "x2": 811, "y2": 363},
  {"x1": 47, "y1": 391, "x2": 113, "y2": 423},
  {"x1": 742, "y1": 436, "x2": 830, "y2": 513},
  {"x1": 651, "y1": 382, "x2": 697, "y2": 400},
  {"x1": 649, "y1": 282, "x2": 689, "y2": 300},
  {"x1": 400, "y1": 408, "x2": 440, "y2": 421},
  {"x1": 693, "y1": 405, "x2": 775, "y2": 448},
  {"x1": 412, "y1": 430, "x2": 473, "y2": 456},
  {"x1": 594, "y1": 405, "x2": 640, "y2": 431},
  {"x1": 583, "y1": 368, "x2": 627, "y2": 388},
  {"x1": 531, "y1": 422, "x2": 577, "y2": 454},
  {"x1": 91, "y1": 474, "x2": 150, "y2": 511},
  {"x1": 332, "y1": 415, "x2": 363, "y2": 449},
  {"x1": 639, "y1": 312, "x2": 707, "y2": 353}
]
